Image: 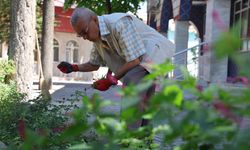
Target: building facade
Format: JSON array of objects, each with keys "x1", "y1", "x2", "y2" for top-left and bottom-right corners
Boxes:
[
  {"x1": 41, "y1": 6, "x2": 94, "y2": 81},
  {"x1": 0, "y1": 3, "x2": 95, "y2": 81},
  {"x1": 147, "y1": 0, "x2": 250, "y2": 84}
]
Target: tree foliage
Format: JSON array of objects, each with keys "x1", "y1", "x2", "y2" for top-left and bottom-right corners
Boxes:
[
  {"x1": 0, "y1": 0, "x2": 43, "y2": 42},
  {"x1": 0, "y1": 0, "x2": 10, "y2": 42},
  {"x1": 36, "y1": 0, "x2": 44, "y2": 36},
  {"x1": 64, "y1": 0, "x2": 146, "y2": 15}
]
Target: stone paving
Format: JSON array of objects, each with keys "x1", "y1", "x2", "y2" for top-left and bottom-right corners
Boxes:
[{"x1": 32, "y1": 80, "x2": 122, "y2": 115}]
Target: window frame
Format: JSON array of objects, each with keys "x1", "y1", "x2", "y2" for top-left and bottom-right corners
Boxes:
[
  {"x1": 53, "y1": 39, "x2": 59, "y2": 62},
  {"x1": 66, "y1": 40, "x2": 79, "y2": 63},
  {"x1": 233, "y1": 0, "x2": 250, "y2": 51}
]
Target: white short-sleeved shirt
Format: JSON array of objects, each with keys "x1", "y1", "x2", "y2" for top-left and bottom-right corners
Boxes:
[{"x1": 89, "y1": 13, "x2": 174, "y2": 74}]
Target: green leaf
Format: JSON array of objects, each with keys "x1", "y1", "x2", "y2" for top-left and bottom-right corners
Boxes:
[
  {"x1": 21, "y1": 129, "x2": 47, "y2": 149},
  {"x1": 153, "y1": 124, "x2": 172, "y2": 133},
  {"x1": 64, "y1": 0, "x2": 146, "y2": 15},
  {"x1": 200, "y1": 85, "x2": 219, "y2": 101},
  {"x1": 213, "y1": 23, "x2": 241, "y2": 58},
  {"x1": 68, "y1": 143, "x2": 91, "y2": 150},
  {"x1": 212, "y1": 125, "x2": 236, "y2": 133},
  {"x1": 60, "y1": 123, "x2": 88, "y2": 140},
  {"x1": 144, "y1": 60, "x2": 174, "y2": 80},
  {"x1": 142, "y1": 111, "x2": 156, "y2": 120},
  {"x1": 163, "y1": 85, "x2": 183, "y2": 107}
]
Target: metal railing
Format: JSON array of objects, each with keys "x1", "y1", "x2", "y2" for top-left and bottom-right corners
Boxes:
[{"x1": 170, "y1": 41, "x2": 208, "y2": 79}]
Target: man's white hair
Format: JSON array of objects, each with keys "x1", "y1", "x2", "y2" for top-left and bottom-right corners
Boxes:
[{"x1": 71, "y1": 7, "x2": 96, "y2": 26}]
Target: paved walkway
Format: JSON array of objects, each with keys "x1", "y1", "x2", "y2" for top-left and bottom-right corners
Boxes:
[{"x1": 32, "y1": 80, "x2": 122, "y2": 114}]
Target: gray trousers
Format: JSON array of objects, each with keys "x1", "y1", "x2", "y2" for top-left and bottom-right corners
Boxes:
[{"x1": 122, "y1": 65, "x2": 155, "y2": 129}]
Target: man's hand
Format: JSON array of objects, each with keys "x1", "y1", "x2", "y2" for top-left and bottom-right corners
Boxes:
[
  {"x1": 57, "y1": 61, "x2": 79, "y2": 74},
  {"x1": 92, "y1": 73, "x2": 118, "y2": 91}
]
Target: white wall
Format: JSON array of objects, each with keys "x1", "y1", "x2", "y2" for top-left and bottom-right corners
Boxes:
[{"x1": 33, "y1": 32, "x2": 94, "y2": 81}]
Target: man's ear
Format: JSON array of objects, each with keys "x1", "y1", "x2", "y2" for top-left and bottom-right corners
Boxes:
[{"x1": 92, "y1": 15, "x2": 98, "y2": 23}]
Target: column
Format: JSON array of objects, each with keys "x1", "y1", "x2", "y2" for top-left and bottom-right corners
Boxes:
[
  {"x1": 174, "y1": 20, "x2": 189, "y2": 79},
  {"x1": 200, "y1": 0, "x2": 231, "y2": 83}
]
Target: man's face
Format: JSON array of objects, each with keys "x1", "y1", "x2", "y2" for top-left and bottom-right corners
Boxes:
[{"x1": 73, "y1": 18, "x2": 100, "y2": 42}]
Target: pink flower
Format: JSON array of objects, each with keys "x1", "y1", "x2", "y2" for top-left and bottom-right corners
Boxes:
[
  {"x1": 213, "y1": 101, "x2": 241, "y2": 125},
  {"x1": 52, "y1": 126, "x2": 67, "y2": 133},
  {"x1": 212, "y1": 10, "x2": 227, "y2": 31},
  {"x1": 236, "y1": 76, "x2": 249, "y2": 85},
  {"x1": 196, "y1": 84, "x2": 204, "y2": 92},
  {"x1": 227, "y1": 76, "x2": 249, "y2": 86},
  {"x1": 141, "y1": 95, "x2": 149, "y2": 101},
  {"x1": 18, "y1": 119, "x2": 26, "y2": 140}
]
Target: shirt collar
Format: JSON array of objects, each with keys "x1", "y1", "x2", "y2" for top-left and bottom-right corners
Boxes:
[{"x1": 98, "y1": 16, "x2": 110, "y2": 39}]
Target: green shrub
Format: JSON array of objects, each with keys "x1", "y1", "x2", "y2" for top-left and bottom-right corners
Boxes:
[
  {"x1": 0, "y1": 60, "x2": 15, "y2": 84},
  {"x1": 0, "y1": 83, "x2": 88, "y2": 149},
  {"x1": 0, "y1": 83, "x2": 25, "y2": 145}
]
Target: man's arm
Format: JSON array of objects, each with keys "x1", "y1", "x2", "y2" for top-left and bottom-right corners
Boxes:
[
  {"x1": 57, "y1": 61, "x2": 100, "y2": 73},
  {"x1": 92, "y1": 58, "x2": 140, "y2": 91},
  {"x1": 77, "y1": 62, "x2": 100, "y2": 72},
  {"x1": 113, "y1": 58, "x2": 141, "y2": 80},
  {"x1": 110, "y1": 16, "x2": 146, "y2": 80}
]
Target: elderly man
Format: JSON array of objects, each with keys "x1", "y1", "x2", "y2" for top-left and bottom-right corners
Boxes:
[{"x1": 57, "y1": 7, "x2": 174, "y2": 128}]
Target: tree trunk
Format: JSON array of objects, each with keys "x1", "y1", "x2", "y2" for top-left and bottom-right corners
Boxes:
[
  {"x1": 40, "y1": 0, "x2": 54, "y2": 99},
  {"x1": 8, "y1": 0, "x2": 36, "y2": 98}
]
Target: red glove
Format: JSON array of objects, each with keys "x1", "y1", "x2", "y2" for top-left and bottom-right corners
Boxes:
[
  {"x1": 92, "y1": 73, "x2": 118, "y2": 91},
  {"x1": 57, "y1": 61, "x2": 79, "y2": 74}
]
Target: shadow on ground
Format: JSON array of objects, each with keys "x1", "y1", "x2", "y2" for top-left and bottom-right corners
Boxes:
[{"x1": 32, "y1": 81, "x2": 121, "y2": 113}]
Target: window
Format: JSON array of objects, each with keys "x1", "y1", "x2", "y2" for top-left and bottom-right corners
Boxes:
[
  {"x1": 229, "y1": 0, "x2": 250, "y2": 77},
  {"x1": 66, "y1": 40, "x2": 79, "y2": 63},
  {"x1": 73, "y1": 48, "x2": 78, "y2": 63},
  {"x1": 54, "y1": 39, "x2": 59, "y2": 61},
  {"x1": 233, "y1": 0, "x2": 250, "y2": 51}
]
